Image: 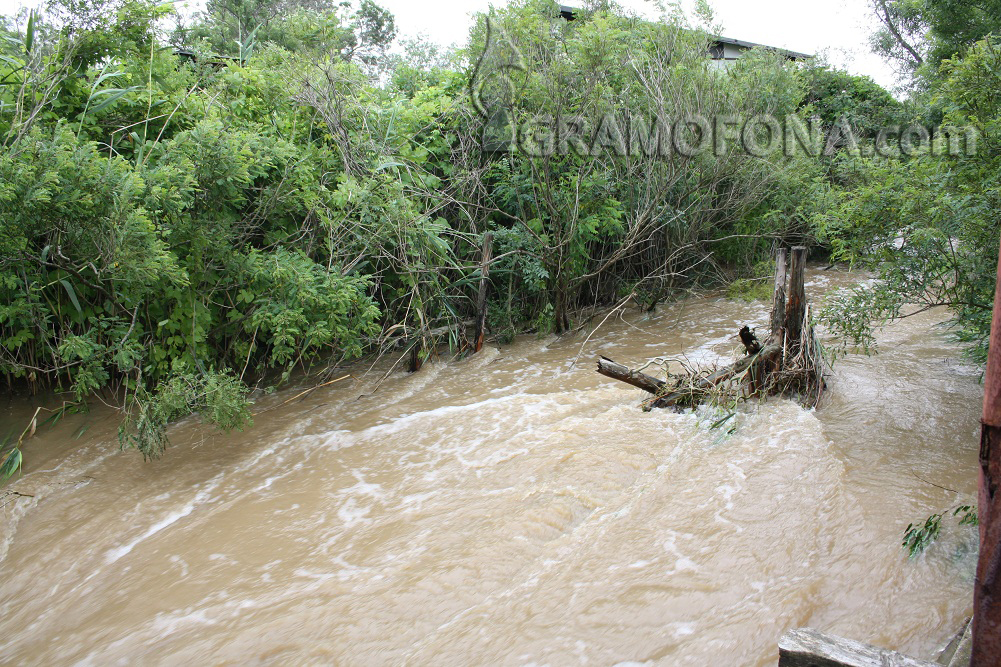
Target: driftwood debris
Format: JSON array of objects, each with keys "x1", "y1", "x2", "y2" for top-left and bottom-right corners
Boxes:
[{"x1": 596, "y1": 246, "x2": 825, "y2": 409}]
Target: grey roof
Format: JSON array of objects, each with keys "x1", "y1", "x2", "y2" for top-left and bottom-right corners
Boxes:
[
  {"x1": 553, "y1": 8, "x2": 813, "y2": 61},
  {"x1": 712, "y1": 35, "x2": 812, "y2": 60}
]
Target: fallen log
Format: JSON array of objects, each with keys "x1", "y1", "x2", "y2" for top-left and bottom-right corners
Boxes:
[
  {"x1": 596, "y1": 357, "x2": 665, "y2": 394},
  {"x1": 596, "y1": 344, "x2": 782, "y2": 409}
]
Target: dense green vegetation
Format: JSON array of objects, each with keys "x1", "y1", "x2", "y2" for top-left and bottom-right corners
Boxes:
[
  {"x1": 822, "y1": 2, "x2": 1001, "y2": 363},
  {"x1": 0, "y1": 0, "x2": 997, "y2": 467}
]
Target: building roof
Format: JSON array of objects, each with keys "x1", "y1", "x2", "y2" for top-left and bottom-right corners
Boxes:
[
  {"x1": 711, "y1": 36, "x2": 812, "y2": 61},
  {"x1": 555, "y1": 8, "x2": 813, "y2": 61}
]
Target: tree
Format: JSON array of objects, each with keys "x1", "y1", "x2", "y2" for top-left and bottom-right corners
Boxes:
[
  {"x1": 869, "y1": 0, "x2": 1001, "y2": 82},
  {"x1": 870, "y1": 0, "x2": 927, "y2": 77},
  {"x1": 173, "y1": 0, "x2": 395, "y2": 66},
  {"x1": 924, "y1": 0, "x2": 1001, "y2": 65},
  {"x1": 799, "y1": 61, "x2": 907, "y2": 140},
  {"x1": 340, "y1": 0, "x2": 395, "y2": 66},
  {"x1": 42, "y1": 0, "x2": 171, "y2": 69},
  {"x1": 823, "y1": 36, "x2": 1000, "y2": 362},
  {"x1": 183, "y1": 0, "x2": 339, "y2": 52},
  {"x1": 466, "y1": 0, "x2": 817, "y2": 330}
]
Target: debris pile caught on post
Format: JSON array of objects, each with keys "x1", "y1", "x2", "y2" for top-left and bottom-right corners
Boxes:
[{"x1": 597, "y1": 246, "x2": 826, "y2": 410}]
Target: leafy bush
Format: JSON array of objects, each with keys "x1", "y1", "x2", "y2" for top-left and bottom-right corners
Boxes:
[
  {"x1": 1, "y1": 0, "x2": 921, "y2": 463},
  {"x1": 820, "y1": 37, "x2": 1001, "y2": 363}
]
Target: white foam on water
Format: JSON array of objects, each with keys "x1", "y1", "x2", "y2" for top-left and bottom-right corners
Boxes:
[
  {"x1": 148, "y1": 608, "x2": 214, "y2": 635},
  {"x1": 349, "y1": 393, "x2": 543, "y2": 440},
  {"x1": 253, "y1": 460, "x2": 304, "y2": 493},
  {"x1": 455, "y1": 446, "x2": 530, "y2": 469},
  {"x1": 103, "y1": 501, "x2": 198, "y2": 565},
  {"x1": 668, "y1": 622, "x2": 697, "y2": 638},
  {"x1": 339, "y1": 471, "x2": 386, "y2": 499},
  {"x1": 100, "y1": 455, "x2": 260, "y2": 565},
  {"x1": 336, "y1": 496, "x2": 371, "y2": 528},
  {"x1": 661, "y1": 531, "x2": 700, "y2": 576}
]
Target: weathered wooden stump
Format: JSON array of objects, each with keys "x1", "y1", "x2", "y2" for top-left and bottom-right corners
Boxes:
[{"x1": 784, "y1": 246, "x2": 807, "y2": 357}]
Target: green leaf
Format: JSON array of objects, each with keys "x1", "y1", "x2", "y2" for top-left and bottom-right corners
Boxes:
[
  {"x1": 709, "y1": 412, "x2": 736, "y2": 430},
  {"x1": 24, "y1": 10, "x2": 34, "y2": 55},
  {"x1": 0, "y1": 447, "x2": 22, "y2": 482},
  {"x1": 0, "y1": 54, "x2": 24, "y2": 68},
  {"x1": 89, "y1": 87, "x2": 141, "y2": 113},
  {"x1": 59, "y1": 279, "x2": 82, "y2": 314},
  {"x1": 91, "y1": 69, "x2": 126, "y2": 89}
]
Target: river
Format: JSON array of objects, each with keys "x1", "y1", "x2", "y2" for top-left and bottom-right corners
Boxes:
[{"x1": 0, "y1": 268, "x2": 981, "y2": 666}]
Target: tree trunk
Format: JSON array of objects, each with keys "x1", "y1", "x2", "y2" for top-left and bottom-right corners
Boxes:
[{"x1": 408, "y1": 339, "x2": 423, "y2": 373}]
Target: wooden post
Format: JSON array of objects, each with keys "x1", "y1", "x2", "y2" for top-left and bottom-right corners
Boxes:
[
  {"x1": 784, "y1": 246, "x2": 807, "y2": 356},
  {"x1": 473, "y1": 232, "x2": 494, "y2": 353},
  {"x1": 771, "y1": 248, "x2": 788, "y2": 338},
  {"x1": 973, "y1": 236, "x2": 1001, "y2": 665}
]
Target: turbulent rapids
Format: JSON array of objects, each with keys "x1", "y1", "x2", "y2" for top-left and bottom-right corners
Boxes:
[{"x1": 0, "y1": 269, "x2": 982, "y2": 666}]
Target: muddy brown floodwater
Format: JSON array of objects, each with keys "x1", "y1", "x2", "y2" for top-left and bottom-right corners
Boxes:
[{"x1": 0, "y1": 268, "x2": 982, "y2": 666}]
